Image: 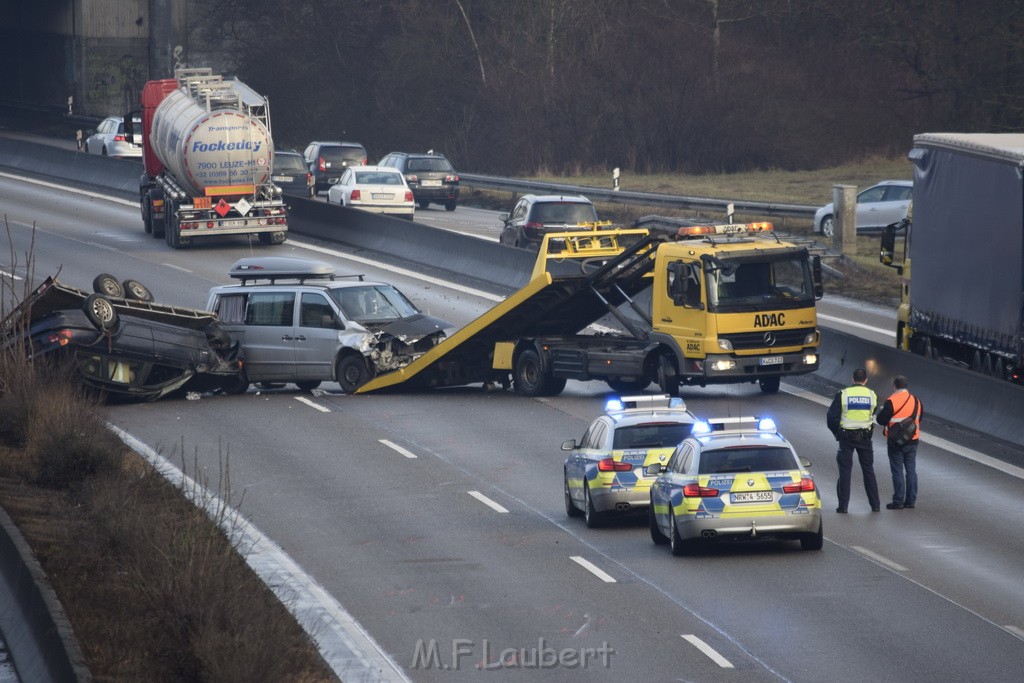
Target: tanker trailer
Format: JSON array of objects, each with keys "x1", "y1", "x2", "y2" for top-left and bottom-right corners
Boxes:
[{"x1": 133, "y1": 68, "x2": 288, "y2": 249}]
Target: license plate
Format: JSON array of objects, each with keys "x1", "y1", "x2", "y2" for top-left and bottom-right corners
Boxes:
[
  {"x1": 731, "y1": 491, "x2": 773, "y2": 503},
  {"x1": 221, "y1": 220, "x2": 245, "y2": 227},
  {"x1": 273, "y1": 175, "x2": 291, "y2": 182},
  {"x1": 760, "y1": 355, "x2": 783, "y2": 366},
  {"x1": 371, "y1": 193, "x2": 395, "y2": 200},
  {"x1": 420, "y1": 179, "x2": 442, "y2": 187}
]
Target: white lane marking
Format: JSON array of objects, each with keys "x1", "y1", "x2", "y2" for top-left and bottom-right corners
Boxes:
[
  {"x1": 294, "y1": 396, "x2": 330, "y2": 413},
  {"x1": 570, "y1": 556, "x2": 617, "y2": 583},
  {"x1": 681, "y1": 634, "x2": 734, "y2": 668},
  {"x1": 818, "y1": 312, "x2": 894, "y2": 338},
  {"x1": 0, "y1": 269, "x2": 23, "y2": 281},
  {"x1": 0, "y1": 170, "x2": 137, "y2": 206},
  {"x1": 108, "y1": 425, "x2": 409, "y2": 682},
  {"x1": 782, "y1": 385, "x2": 1024, "y2": 480},
  {"x1": 1004, "y1": 625, "x2": 1024, "y2": 640},
  {"x1": 380, "y1": 439, "x2": 418, "y2": 459},
  {"x1": 85, "y1": 240, "x2": 119, "y2": 252},
  {"x1": 467, "y1": 490, "x2": 509, "y2": 513},
  {"x1": 162, "y1": 262, "x2": 194, "y2": 274},
  {"x1": 850, "y1": 545, "x2": 908, "y2": 571}
]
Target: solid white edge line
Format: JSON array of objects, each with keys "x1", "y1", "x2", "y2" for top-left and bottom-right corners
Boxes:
[
  {"x1": 1004, "y1": 625, "x2": 1024, "y2": 640},
  {"x1": 681, "y1": 634, "x2": 734, "y2": 668},
  {"x1": 467, "y1": 490, "x2": 509, "y2": 513},
  {"x1": 782, "y1": 384, "x2": 1024, "y2": 481},
  {"x1": 294, "y1": 396, "x2": 330, "y2": 413},
  {"x1": 107, "y1": 424, "x2": 410, "y2": 682},
  {"x1": 380, "y1": 439, "x2": 418, "y2": 459},
  {"x1": 850, "y1": 545, "x2": 908, "y2": 572},
  {"x1": 818, "y1": 312, "x2": 894, "y2": 338},
  {"x1": 569, "y1": 556, "x2": 617, "y2": 583},
  {"x1": 0, "y1": 170, "x2": 137, "y2": 206},
  {"x1": 0, "y1": 269, "x2": 23, "y2": 281}
]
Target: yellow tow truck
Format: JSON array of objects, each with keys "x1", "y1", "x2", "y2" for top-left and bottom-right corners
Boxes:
[{"x1": 357, "y1": 222, "x2": 822, "y2": 396}]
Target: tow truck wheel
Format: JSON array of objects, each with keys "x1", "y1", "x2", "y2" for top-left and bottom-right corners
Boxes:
[
  {"x1": 93, "y1": 274, "x2": 124, "y2": 298},
  {"x1": 122, "y1": 279, "x2": 154, "y2": 302},
  {"x1": 83, "y1": 293, "x2": 119, "y2": 332},
  {"x1": 758, "y1": 376, "x2": 781, "y2": 394},
  {"x1": 514, "y1": 349, "x2": 548, "y2": 396},
  {"x1": 337, "y1": 355, "x2": 371, "y2": 394},
  {"x1": 543, "y1": 377, "x2": 567, "y2": 396}
]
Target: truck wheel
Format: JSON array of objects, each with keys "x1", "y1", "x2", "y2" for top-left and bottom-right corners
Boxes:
[
  {"x1": 514, "y1": 349, "x2": 551, "y2": 397},
  {"x1": 147, "y1": 189, "x2": 165, "y2": 238},
  {"x1": 336, "y1": 355, "x2": 371, "y2": 393},
  {"x1": 92, "y1": 274, "x2": 124, "y2": 298},
  {"x1": 606, "y1": 377, "x2": 650, "y2": 394},
  {"x1": 758, "y1": 376, "x2": 781, "y2": 394},
  {"x1": 657, "y1": 357, "x2": 680, "y2": 396},
  {"x1": 83, "y1": 293, "x2": 119, "y2": 332},
  {"x1": 141, "y1": 196, "x2": 152, "y2": 234},
  {"x1": 445, "y1": 201, "x2": 457, "y2": 212},
  {"x1": 417, "y1": 200, "x2": 430, "y2": 209},
  {"x1": 122, "y1": 279, "x2": 154, "y2": 302}
]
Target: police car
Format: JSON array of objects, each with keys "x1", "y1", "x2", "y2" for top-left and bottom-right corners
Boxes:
[
  {"x1": 562, "y1": 395, "x2": 697, "y2": 528},
  {"x1": 648, "y1": 417, "x2": 823, "y2": 555}
]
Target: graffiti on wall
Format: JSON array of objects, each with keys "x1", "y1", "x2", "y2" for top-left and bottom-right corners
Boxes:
[{"x1": 85, "y1": 48, "x2": 148, "y2": 115}]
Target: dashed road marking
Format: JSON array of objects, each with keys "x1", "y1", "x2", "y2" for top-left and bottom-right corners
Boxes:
[
  {"x1": 468, "y1": 490, "x2": 509, "y2": 513},
  {"x1": 294, "y1": 396, "x2": 330, "y2": 413},
  {"x1": 682, "y1": 634, "x2": 734, "y2": 668},
  {"x1": 380, "y1": 439, "x2": 418, "y2": 459},
  {"x1": 570, "y1": 556, "x2": 616, "y2": 583}
]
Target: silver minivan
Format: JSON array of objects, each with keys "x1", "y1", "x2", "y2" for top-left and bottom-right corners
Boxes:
[{"x1": 205, "y1": 257, "x2": 451, "y2": 394}]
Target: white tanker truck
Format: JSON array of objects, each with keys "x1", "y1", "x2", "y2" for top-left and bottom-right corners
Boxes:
[{"x1": 131, "y1": 68, "x2": 288, "y2": 249}]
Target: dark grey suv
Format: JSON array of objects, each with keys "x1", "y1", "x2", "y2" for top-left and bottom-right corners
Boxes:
[
  {"x1": 302, "y1": 141, "x2": 368, "y2": 195},
  {"x1": 498, "y1": 194, "x2": 599, "y2": 249},
  {"x1": 378, "y1": 151, "x2": 460, "y2": 211}
]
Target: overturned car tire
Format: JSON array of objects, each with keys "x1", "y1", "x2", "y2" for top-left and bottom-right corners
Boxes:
[
  {"x1": 83, "y1": 293, "x2": 119, "y2": 332},
  {"x1": 93, "y1": 273, "x2": 125, "y2": 298},
  {"x1": 122, "y1": 279, "x2": 155, "y2": 302}
]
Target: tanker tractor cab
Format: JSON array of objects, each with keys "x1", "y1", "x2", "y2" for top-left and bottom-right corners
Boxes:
[
  {"x1": 205, "y1": 257, "x2": 453, "y2": 395},
  {"x1": 134, "y1": 67, "x2": 289, "y2": 249},
  {"x1": 353, "y1": 222, "x2": 824, "y2": 397}
]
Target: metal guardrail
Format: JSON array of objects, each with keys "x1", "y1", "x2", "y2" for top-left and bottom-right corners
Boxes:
[{"x1": 459, "y1": 173, "x2": 819, "y2": 221}]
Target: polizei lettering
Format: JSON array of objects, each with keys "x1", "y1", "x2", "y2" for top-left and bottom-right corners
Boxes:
[
  {"x1": 753, "y1": 313, "x2": 785, "y2": 327},
  {"x1": 191, "y1": 140, "x2": 263, "y2": 153}
]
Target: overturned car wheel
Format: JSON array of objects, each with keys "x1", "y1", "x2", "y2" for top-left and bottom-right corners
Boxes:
[
  {"x1": 83, "y1": 293, "x2": 119, "y2": 332},
  {"x1": 93, "y1": 273, "x2": 124, "y2": 298},
  {"x1": 122, "y1": 279, "x2": 154, "y2": 302}
]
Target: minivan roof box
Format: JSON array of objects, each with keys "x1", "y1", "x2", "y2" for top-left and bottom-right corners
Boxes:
[{"x1": 227, "y1": 257, "x2": 363, "y2": 284}]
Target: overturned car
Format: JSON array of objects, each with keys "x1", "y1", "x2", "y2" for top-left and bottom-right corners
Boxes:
[
  {"x1": 204, "y1": 257, "x2": 453, "y2": 393},
  {"x1": 2, "y1": 274, "x2": 241, "y2": 401}
]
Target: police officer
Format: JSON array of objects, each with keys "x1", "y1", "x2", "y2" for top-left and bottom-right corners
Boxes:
[{"x1": 826, "y1": 368, "x2": 881, "y2": 513}]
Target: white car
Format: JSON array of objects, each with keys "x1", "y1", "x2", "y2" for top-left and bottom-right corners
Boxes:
[
  {"x1": 83, "y1": 116, "x2": 143, "y2": 158},
  {"x1": 326, "y1": 165, "x2": 415, "y2": 219},
  {"x1": 814, "y1": 180, "x2": 912, "y2": 236}
]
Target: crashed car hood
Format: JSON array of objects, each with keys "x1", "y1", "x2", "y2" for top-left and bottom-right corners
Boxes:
[{"x1": 360, "y1": 314, "x2": 450, "y2": 342}]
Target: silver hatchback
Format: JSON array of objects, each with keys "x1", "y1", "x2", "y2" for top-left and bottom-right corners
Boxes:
[{"x1": 83, "y1": 116, "x2": 143, "y2": 158}]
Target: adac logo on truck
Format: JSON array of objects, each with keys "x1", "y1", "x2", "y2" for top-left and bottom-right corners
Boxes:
[
  {"x1": 753, "y1": 313, "x2": 785, "y2": 328},
  {"x1": 191, "y1": 140, "x2": 263, "y2": 153}
]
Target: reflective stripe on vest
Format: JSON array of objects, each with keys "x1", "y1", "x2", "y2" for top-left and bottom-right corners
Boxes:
[
  {"x1": 839, "y1": 385, "x2": 876, "y2": 429},
  {"x1": 886, "y1": 390, "x2": 921, "y2": 441}
]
